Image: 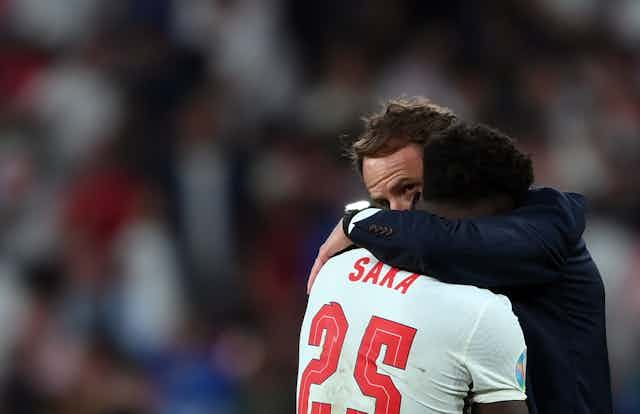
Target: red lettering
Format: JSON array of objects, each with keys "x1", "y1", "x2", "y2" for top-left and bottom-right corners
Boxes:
[
  {"x1": 298, "y1": 303, "x2": 349, "y2": 414},
  {"x1": 354, "y1": 317, "x2": 417, "y2": 413},
  {"x1": 378, "y1": 267, "x2": 399, "y2": 288},
  {"x1": 312, "y1": 403, "x2": 331, "y2": 414},
  {"x1": 298, "y1": 304, "x2": 417, "y2": 414},
  {"x1": 394, "y1": 273, "x2": 420, "y2": 294},
  {"x1": 362, "y1": 261, "x2": 384, "y2": 285},
  {"x1": 348, "y1": 257, "x2": 370, "y2": 281}
]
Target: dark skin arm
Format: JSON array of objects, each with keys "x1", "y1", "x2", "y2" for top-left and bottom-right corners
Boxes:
[{"x1": 473, "y1": 401, "x2": 529, "y2": 414}]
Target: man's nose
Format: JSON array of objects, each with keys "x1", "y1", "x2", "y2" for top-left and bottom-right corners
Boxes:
[{"x1": 389, "y1": 197, "x2": 413, "y2": 211}]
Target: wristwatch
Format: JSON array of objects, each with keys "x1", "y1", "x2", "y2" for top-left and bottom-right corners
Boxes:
[{"x1": 343, "y1": 200, "x2": 371, "y2": 236}]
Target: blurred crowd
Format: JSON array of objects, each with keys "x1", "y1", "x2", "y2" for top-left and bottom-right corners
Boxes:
[{"x1": 0, "y1": 0, "x2": 639, "y2": 413}]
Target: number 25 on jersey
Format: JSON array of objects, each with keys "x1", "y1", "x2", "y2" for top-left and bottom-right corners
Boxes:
[{"x1": 298, "y1": 302, "x2": 417, "y2": 414}]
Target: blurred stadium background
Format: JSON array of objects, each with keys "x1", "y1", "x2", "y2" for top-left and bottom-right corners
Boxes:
[{"x1": 0, "y1": 0, "x2": 639, "y2": 413}]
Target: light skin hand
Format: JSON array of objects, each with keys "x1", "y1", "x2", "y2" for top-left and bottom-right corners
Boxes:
[{"x1": 307, "y1": 219, "x2": 352, "y2": 294}]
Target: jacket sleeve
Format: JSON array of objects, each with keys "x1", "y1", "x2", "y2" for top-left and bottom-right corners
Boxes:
[{"x1": 347, "y1": 188, "x2": 586, "y2": 288}]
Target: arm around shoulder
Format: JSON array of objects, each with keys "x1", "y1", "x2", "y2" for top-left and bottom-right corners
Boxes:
[{"x1": 347, "y1": 188, "x2": 585, "y2": 288}]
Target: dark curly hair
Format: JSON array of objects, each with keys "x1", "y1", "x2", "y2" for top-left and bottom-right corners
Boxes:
[
  {"x1": 422, "y1": 122, "x2": 534, "y2": 204},
  {"x1": 348, "y1": 97, "x2": 457, "y2": 174}
]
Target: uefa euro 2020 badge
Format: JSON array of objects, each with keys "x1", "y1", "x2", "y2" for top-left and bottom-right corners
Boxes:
[{"x1": 515, "y1": 349, "x2": 527, "y2": 392}]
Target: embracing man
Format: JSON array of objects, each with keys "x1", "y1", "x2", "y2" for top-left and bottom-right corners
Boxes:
[{"x1": 307, "y1": 98, "x2": 612, "y2": 414}]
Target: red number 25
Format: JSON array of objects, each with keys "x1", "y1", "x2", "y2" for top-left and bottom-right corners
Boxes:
[{"x1": 298, "y1": 302, "x2": 417, "y2": 414}]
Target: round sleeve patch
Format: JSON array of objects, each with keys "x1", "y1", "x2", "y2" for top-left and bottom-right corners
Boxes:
[{"x1": 516, "y1": 349, "x2": 527, "y2": 392}]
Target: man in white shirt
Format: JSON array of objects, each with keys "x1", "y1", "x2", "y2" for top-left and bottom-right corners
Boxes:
[{"x1": 299, "y1": 248, "x2": 527, "y2": 414}]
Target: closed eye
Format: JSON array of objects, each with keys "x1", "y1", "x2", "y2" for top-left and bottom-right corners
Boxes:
[
  {"x1": 402, "y1": 183, "x2": 419, "y2": 194},
  {"x1": 393, "y1": 181, "x2": 421, "y2": 197}
]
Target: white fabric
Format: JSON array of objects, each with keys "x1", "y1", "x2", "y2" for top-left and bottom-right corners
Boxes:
[
  {"x1": 114, "y1": 218, "x2": 184, "y2": 354},
  {"x1": 298, "y1": 248, "x2": 526, "y2": 413},
  {"x1": 348, "y1": 208, "x2": 382, "y2": 234}
]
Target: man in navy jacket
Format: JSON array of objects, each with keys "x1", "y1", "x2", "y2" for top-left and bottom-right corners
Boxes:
[{"x1": 308, "y1": 99, "x2": 612, "y2": 413}]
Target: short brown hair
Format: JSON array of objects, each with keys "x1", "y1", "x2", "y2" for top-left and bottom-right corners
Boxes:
[{"x1": 348, "y1": 97, "x2": 457, "y2": 174}]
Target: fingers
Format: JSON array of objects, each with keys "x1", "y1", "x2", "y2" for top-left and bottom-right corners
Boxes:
[
  {"x1": 307, "y1": 246, "x2": 330, "y2": 294},
  {"x1": 306, "y1": 219, "x2": 345, "y2": 295}
]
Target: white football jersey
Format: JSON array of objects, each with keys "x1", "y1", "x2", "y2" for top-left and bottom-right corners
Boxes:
[{"x1": 297, "y1": 248, "x2": 527, "y2": 414}]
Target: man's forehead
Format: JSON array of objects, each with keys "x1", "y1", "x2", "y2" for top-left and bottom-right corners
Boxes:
[
  {"x1": 362, "y1": 144, "x2": 423, "y2": 190},
  {"x1": 362, "y1": 143, "x2": 423, "y2": 173}
]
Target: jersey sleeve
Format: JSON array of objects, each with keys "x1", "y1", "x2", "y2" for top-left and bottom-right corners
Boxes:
[{"x1": 464, "y1": 296, "x2": 527, "y2": 404}]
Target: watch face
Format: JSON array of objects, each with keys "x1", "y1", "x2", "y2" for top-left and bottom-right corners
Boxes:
[{"x1": 345, "y1": 200, "x2": 371, "y2": 212}]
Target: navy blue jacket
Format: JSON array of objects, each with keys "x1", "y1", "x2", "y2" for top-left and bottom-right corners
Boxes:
[{"x1": 347, "y1": 188, "x2": 612, "y2": 414}]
